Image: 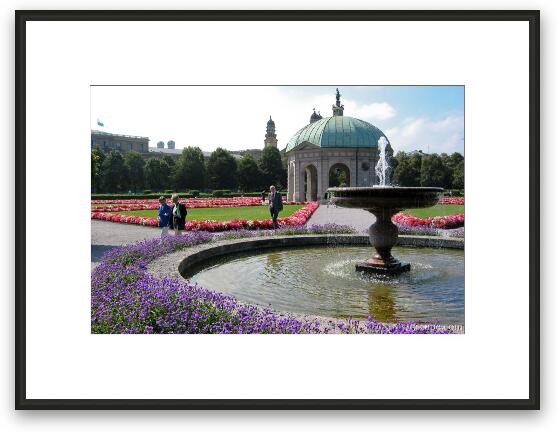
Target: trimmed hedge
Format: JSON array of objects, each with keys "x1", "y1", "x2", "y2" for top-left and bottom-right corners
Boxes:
[
  {"x1": 239, "y1": 192, "x2": 266, "y2": 197},
  {"x1": 445, "y1": 189, "x2": 464, "y2": 197},
  {"x1": 211, "y1": 190, "x2": 232, "y2": 197},
  {"x1": 92, "y1": 192, "x2": 194, "y2": 200},
  {"x1": 92, "y1": 190, "x2": 285, "y2": 200}
]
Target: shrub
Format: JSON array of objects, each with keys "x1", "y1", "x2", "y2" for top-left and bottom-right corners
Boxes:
[
  {"x1": 212, "y1": 190, "x2": 231, "y2": 197},
  {"x1": 92, "y1": 192, "x2": 194, "y2": 200},
  {"x1": 445, "y1": 189, "x2": 464, "y2": 197}
]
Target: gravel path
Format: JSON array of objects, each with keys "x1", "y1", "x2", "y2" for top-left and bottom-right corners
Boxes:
[
  {"x1": 91, "y1": 220, "x2": 161, "y2": 268},
  {"x1": 306, "y1": 204, "x2": 375, "y2": 234},
  {"x1": 92, "y1": 204, "x2": 376, "y2": 266}
]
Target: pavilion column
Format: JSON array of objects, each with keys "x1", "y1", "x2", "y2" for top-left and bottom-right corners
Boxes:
[
  {"x1": 321, "y1": 159, "x2": 329, "y2": 200},
  {"x1": 305, "y1": 167, "x2": 312, "y2": 201},
  {"x1": 294, "y1": 161, "x2": 302, "y2": 202},
  {"x1": 350, "y1": 159, "x2": 358, "y2": 187},
  {"x1": 316, "y1": 161, "x2": 323, "y2": 201},
  {"x1": 287, "y1": 162, "x2": 293, "y2": 201}
]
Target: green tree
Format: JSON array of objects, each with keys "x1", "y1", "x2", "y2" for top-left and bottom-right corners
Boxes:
[
  {"x1": 447, "y1": 152, "x2": 464, "y2": 171},
  {"x1": 393, "y1": 151, "x2": 422, "y2": 186},
  {"x1": 258, "y1": 146, "x2": 285, "y2": 189},
  {"x1": 162, "y1": 154, "x2": 176, "y2": 170},
  {"x1": 281, "y1": 156, "x2": 288, "y2": 189},
  {"x1": 420, "y1": 154, "x2": 450, "y2": 187},
  {"x1": 173, "y1": 146, "x2": 206, "y2": 190},
  {"x1": 91, "y1": 147, "x2": 105, "y2": 192},
  {"x1": 237, "y1": 154, "x2": 262, "y2": 191},
  {"x1": 452, "y1": 159, "x2": 464, "y2": 189},
  {"x1": 206, "y1": 147, "x2": 238, "y2": 190},
  {"x1": 385, "y1": 142, "x2": 398, "y2": 175},
  {"x1": 101, "y1": 150, "x2": 128, "y2": 192},
  {"x1": 124, "y1": 151, "x2": 146, "y2": 192},
  {"x1": 446, "y1": 152, "x2": 464, "y2": 189},
  {"x1": 144, "y1": 158, "x2": 170, "y2": 191},
  {"x1": 159, "y1": 159, "x2": 171, "y2": 190}
]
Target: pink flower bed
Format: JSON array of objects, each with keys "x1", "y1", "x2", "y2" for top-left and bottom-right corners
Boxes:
[
  {"x1": 92, "y1": 197, "x2": 261, "y2": 205},
  {"x1": 438, "y1": 196, "x2": 464, "y2": 205},
  {"x1": 392, "y1": 212, "x2": 464, "y2": 229},
  {"x1": 91, "y1": 202, "x2": 320, "y2": 231},
  {"x1": 91, "y1": 197, "x2": 306, "y2": 213}
]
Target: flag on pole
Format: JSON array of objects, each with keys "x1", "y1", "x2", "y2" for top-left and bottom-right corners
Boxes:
[{"x1": 97, "y1": 119, "x2": 104, "y2": 127}]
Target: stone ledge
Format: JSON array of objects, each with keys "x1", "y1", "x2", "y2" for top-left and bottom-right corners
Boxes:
[
  {"x1": 398, "y1": 235, "x2": 464, "y2": 249},
  {"x1": 144, "y1": 233, "x2": 465, "y2": 333},
  {"x1": 166, "y1": 234, "x2": 464, "y2": 279}
]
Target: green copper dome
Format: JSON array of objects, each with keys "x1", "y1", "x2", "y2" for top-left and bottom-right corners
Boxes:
[{"x1": 285, "y1": 116, "x2": 388, "y2": 153}]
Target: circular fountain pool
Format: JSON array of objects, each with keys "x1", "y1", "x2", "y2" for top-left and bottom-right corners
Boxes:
[{"x1": 189, "y1": 245, "x2": 464, "y2": 325}]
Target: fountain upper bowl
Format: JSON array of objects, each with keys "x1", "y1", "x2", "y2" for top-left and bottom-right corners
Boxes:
[{"x1": 328, "y1": 186, "x2": 444, "y2": 211}]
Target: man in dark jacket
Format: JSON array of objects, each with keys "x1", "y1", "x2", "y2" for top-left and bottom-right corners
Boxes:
[
  {"x1": 170, "y1": 193, "x2": 187, "y2": 234},
  {"x1": 268, "y1": 185, "x2": 283, "y2": 229}
]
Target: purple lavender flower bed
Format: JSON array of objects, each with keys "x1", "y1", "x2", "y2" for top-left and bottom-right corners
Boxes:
[
  {"x1": 91, "y1": 225, "x2": 454, "y2": 334},
  {"x1": 218, "y1": 223, "x2": 355, "y2": 240},
  {"x1": 397, "y1": 225, "x2": 465, "y2": 238}
]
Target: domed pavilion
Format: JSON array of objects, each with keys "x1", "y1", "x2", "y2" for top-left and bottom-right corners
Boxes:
[{"x1": 285, "y1": 89, "x2": 389, "y2": 202}]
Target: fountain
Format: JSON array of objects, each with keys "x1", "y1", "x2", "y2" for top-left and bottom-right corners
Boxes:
[{"x1": 328, "y1": 138, "x2": 444, "y2": 275}]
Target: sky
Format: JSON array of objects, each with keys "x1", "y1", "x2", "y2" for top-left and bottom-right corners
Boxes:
[{"x1": 90, "y1": 85, "x2": 464, "y2": 155}]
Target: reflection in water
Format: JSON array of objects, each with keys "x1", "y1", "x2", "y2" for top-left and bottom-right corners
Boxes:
[
  {"x1": 266, "y1": 251, "x2": 283, "y2": 270},
  {"x1": 368, "y1": 284, "x2": 397, "y2": 322},
  {"x1": 190, "y1": 246, "x2": 464, "y2": 325}
]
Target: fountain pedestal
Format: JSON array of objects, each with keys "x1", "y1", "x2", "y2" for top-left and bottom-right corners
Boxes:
[
  {"x1": 355, "y1": 209, "x2": 410, "y2": 275},
  {"x1": 328, "y1": 186, "x2": 444, "y2": 276}
]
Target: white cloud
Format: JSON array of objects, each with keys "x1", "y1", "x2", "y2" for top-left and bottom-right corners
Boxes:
[
  {"x1": 385, "y1": 115, "x2": 464, "y2": 155},
  {"x1": 347, "y1": 101, "x2": 396, "y2": 121},
  {"x1": 90, "y1": 87, "x2": 396, "y2": 153}
]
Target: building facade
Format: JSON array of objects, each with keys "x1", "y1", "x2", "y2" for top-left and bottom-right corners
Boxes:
[
  {"x1": 285, "y1": 89, "x2": 387, "y2": 202},
  {"x1": 91, "y1": 130, "x2": 149, "y2": 153}
]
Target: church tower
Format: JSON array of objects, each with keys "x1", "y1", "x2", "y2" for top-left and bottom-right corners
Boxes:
[
  {"x1": 264, "y1": 115, "x2": 278, "y2": 148},
  {"x1": 332, "y1": 88, "x2": 344, "y2": 116}
]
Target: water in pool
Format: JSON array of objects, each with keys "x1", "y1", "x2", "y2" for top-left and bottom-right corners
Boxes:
[{"x1": 189, "y1": 246, "x2": 464, "y2": 325}]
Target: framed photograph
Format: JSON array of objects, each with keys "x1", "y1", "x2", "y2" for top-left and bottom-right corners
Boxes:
[{"x1": 15, "y1": 10, "x2": 539, "y2": 409}]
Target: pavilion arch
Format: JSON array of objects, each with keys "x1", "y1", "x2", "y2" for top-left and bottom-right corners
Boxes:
[
  {"x1": 303, "y1": 164, "x2": 318, "y2": 201},
  {"x1": 329, "y1": 163, "x2": 351, "y2": 187}
]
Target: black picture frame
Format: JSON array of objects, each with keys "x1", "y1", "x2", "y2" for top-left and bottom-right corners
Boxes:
[{"x1": 14, "y1": 9, "x2": 540, "y2": 410}]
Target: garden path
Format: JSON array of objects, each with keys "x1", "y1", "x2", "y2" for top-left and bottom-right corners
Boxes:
[
  {"x1": 91, "y1": 204, "x2": 375, "y2": 268},
  {"x1": 91, "y1": 220, "x2": 160, "y2": 268}
]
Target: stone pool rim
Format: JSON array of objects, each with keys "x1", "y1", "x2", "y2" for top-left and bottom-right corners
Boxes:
[
  {"x1": 145, "y1": 233, "x2": 465, "y2": 333},
  {"x1": 174, "y1": 234, "x2": 463, "y2": 279}
]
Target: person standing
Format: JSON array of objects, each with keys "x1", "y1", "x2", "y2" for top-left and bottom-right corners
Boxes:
[
  {"x1": 261, "y1": 190, "x2": 267, "y2": 204},
  {"x1": 170, "y1": 193, "x2": 187, "y2": 235},
  {"x1": 158, "y1": 196, "x2": 172, "y2": 238},
  {"x1": 268, "y1": 185, "x2": 283, "y2": 229}
]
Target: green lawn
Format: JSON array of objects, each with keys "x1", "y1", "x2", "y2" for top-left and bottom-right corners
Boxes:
[
  {"x1": 403, "y1": 204, "x2": 464, "y2": 218},
  {"x1": 116, "y1": 204, "x2": 304, "y2": 221}
]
